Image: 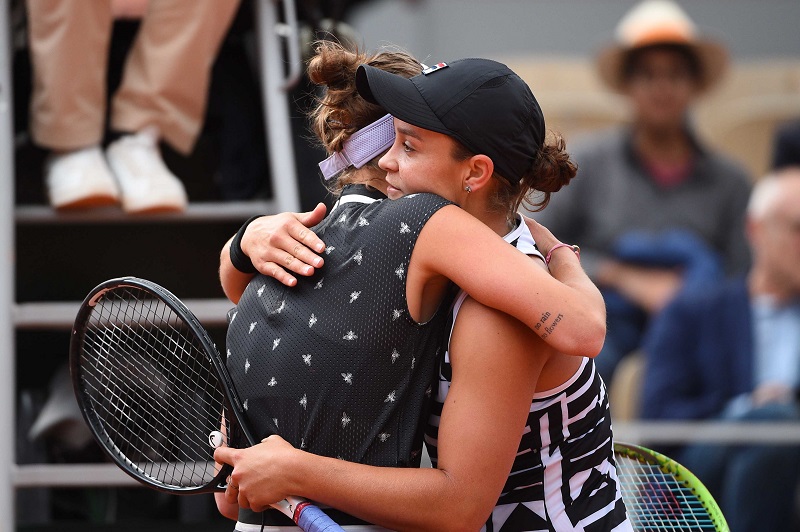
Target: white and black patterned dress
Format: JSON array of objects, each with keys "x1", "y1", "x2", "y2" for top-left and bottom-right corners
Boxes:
[
  {"x1": 227, "y1": 185, "x2": 454, "y2": 528},
  {"x1": 425, "y1": 225, "x2": 633, "y2": 532}
]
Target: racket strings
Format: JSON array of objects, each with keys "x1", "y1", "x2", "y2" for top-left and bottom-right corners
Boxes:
[
  {"x1": 84, "y1": 302, "x2": 199, "y2": 460},
  {"x1": 78, "y1": 286, "x2": 229, "y2": 489},
  {"x1": 616, "y1": 454, "x2": 716, "y2": 531},
  {"x1": 85, "y1": 319, "x2": 186, "y2": 456},
  {"x1": 83, "y1": 313, "x2": 201, "y2": 480},
  {"x1": 83, "y1": 326, "x2": 209, "y2": 477},
  {"x1": 87, "y1": 295, "x2": 221, "y2": 484}
]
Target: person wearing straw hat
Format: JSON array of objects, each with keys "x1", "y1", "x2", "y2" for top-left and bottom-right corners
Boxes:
[{"x1": 528, "y1": 0, "x2": 753, "y2": 385}]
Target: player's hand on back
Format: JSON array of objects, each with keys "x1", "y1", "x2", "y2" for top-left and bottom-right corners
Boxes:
[{"x1": 242, "y1": 203, "x2": 328, "y2": 286}]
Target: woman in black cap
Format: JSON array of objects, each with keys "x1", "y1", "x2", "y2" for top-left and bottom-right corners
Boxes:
[{"x1": 215, "y1": 43, "x2": 630, "y2": 531}]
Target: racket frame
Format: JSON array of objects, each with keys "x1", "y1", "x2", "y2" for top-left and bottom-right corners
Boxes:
[
  {"x1": 613, "y1": 441, "x2": 730, "y2": 532},
  {"x1": 70, "y1": 276, "x2": 256, "y2": 494}
]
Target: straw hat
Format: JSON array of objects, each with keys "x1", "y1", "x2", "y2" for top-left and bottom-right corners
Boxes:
[{"x1": 596, "y1": 0, "x2": 728, "y2": 92}]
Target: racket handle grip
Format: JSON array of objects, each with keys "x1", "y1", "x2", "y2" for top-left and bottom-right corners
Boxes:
[
  {"x1": 293, "y1": 500, "x2": 345, "y2": 532},
  {"x1": 296, "y1": 504, "x2": 345, "y2": 532}
]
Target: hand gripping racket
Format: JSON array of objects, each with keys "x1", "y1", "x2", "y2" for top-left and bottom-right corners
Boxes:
[
  {"x1": 613, "y1": 442, "x2": 729, "y2": 532},
  {"x1": 70, "y1": 276, "x2": 344, "y2": 532}
]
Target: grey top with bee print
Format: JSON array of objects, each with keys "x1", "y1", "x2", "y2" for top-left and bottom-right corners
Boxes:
[{"x1": 226, "y1": 184, "x2": 455, "y2": 467}]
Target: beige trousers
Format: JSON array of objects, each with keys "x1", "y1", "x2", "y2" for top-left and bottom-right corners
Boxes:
[{"x1": 26, "y1": 0, "x2": 241, "y2": 154}]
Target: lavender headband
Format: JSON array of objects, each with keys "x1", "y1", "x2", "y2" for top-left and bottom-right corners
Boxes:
[{"x1": 318, "y1": 114, "x2": 395, "y2": 180}]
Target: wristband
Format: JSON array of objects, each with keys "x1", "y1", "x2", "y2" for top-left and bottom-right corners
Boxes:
[
  {"x1": 229, "y1": 215, "x2": 263, "y2": 274},
  {"x1": 545, "y1": 243, "x2": 581, "y2": 266}
]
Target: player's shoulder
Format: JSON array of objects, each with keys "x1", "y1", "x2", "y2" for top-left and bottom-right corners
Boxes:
[
  {"x1": 398, "y1": 192, "x2": 453, "y2": 208},
  {"x1": 374, "y1": 192, "x2": 454, "y2": 220}
]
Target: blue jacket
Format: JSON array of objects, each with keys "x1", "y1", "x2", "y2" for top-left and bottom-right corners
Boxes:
[{"x1": 640, "y1": 276, "x2": 754, "y2": 420}]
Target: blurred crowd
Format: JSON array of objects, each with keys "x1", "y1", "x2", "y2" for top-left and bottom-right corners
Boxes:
[
  {"x1": 8, "y1": 0, "x2": 800, "y2": 531},
  {"x1": 527, "y1": 3, "x2": 800, "y2": 530}
]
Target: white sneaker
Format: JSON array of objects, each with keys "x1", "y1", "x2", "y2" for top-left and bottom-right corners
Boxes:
[
  {"x1": 45, "y1": 146, "x2": 121, "y2": 210},
  {"x1": 106, "y1": 126, "x2": 188, "y2": 213}
]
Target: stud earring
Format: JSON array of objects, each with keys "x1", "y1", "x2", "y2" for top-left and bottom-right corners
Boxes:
[{"x1": 464, "y1": 185, "x2": 472, "y2": 193}]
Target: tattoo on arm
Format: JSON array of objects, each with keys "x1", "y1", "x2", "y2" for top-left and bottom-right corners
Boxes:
[{"x1": 534, "y1": 311, "x2": 563, "y2": 339}]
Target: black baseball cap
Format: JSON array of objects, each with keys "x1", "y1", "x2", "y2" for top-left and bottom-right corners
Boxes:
[{"x1": 355, "y1": 58, "x2": 545, "y2": 184}]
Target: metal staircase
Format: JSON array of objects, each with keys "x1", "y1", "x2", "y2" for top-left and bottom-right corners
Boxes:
[{"x1": 0, "y1": 0, "x2": 304, "y2": 527}]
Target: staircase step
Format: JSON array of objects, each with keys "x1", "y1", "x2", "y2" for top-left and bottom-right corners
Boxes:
[
  {"x1": 13, "y1": 463, "x2": 139, "y2": 488},
  {"x1": 14, "y1": 299, "x2": 234, "y2": 329},
  {"x1": 15, "y1": 200, "x2": 277, "y2": 225}
]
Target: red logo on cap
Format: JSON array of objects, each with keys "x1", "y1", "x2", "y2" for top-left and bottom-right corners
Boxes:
[{"x1": 422, "y1": 62, "x2": 448, "y2": 75}]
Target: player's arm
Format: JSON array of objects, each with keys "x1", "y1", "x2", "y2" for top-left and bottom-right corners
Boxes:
[
  {"x1": 214, "y1": 298, "x2": 543, "y2": 531},
  {"x1": 220, "y1": 203, "x2": 604, "y2": 357},
  {"x1": 414, "y1": 205, "x2": 605, "y2": 358},
  {"x1": 219, "y1": 204, "x2": 327, "y2": 303}
]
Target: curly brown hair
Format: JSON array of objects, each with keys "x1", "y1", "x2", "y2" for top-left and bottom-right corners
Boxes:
[
  {"x1": 517, "y1": 131, "x2": 578, "y2": 213},
  {"x1": 307, "y1": 41, "x2": 421, "y2": 192}
]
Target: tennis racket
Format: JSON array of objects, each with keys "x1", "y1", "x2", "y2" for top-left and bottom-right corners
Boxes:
[
  {"x1": 613, "y1": 442, "x2": 729, "y2": 532},
  {"x1": 70, "y1": 276, "x2": 344, "y2": 532}
]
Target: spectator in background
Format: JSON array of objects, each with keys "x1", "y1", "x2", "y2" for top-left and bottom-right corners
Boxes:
[
  {"x1": 26, "y1": 0, "x2": 240, "y2": 212},
  {"x1": 773, "y1": 118, "x2": 800, "y2": 170},
  {"x1": 640, "y1": 167, "x2": 800, "y2": 532},
  {"x1": 526, "y1": 0, "x2": 753, "y2": 384}
]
